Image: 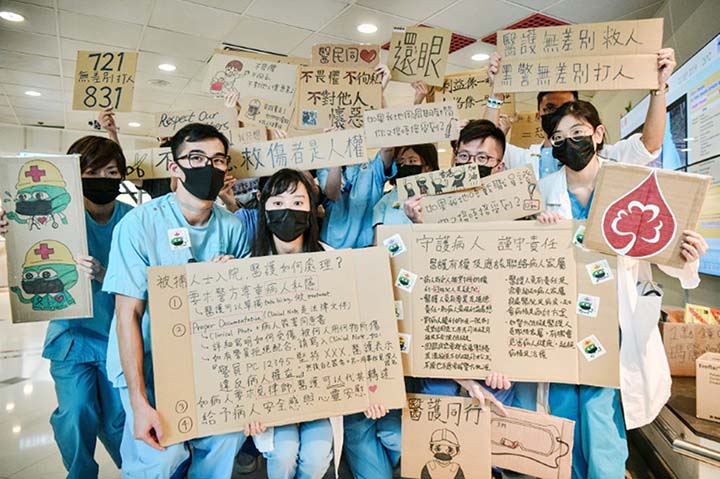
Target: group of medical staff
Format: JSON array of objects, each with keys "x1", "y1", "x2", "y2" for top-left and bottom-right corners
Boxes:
[{"x1": 0, "y1": 45, "x2": 710, "y2": 479}]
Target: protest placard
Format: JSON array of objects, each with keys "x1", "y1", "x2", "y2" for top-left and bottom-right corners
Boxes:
[
  {"x1": 494, "y1": 19, "x2": 664, "y2": 93},
  {"x1": 376, "y1": 221, "x2": 620, "y2": 388},
  {"x1": 154, "y1": 106, "x2": 236, "y2": 138},
  {"x1": 232, "y1": 128, "x2": 367, "y2": 178},
  {"x1": 311, "y1": 44, "x2": 380, "y2": 68},
  {"x1": 420, "y1": 164, "x2": 543, "y2": 223},
  {"x1": 0, "y1": 156, "x2": 93, "y2": 323},
  {"x1": 149, "y1": 247, "x2": 406, "y2": 446},
  {"x1": 295, "y1": 66, "x2": 383, "y2": 130},
  {"x1": 124, "y1": 148, "x2": 173, "y2": 180},
  {"x1": 509, "y1": 112, "x2": 544, "y2": 149},
  {"x1": 584, "y1": 163, "x2": 711, "y2": 268},
  {"x1": 389, "y1": 26, "x2": 452, "y2": 87},
  {"x1": 72, "y1": 51, "x2": 138, "y2": 111},
  {"x1": 363, "y1": 102, "x2": 460, "y2": 149},
  {"x1": 397, "y1": 164, "x2": 481, "y2": 201},
  {"x1": 437, "y1": 69, "x2": 516, "y2": 118}
]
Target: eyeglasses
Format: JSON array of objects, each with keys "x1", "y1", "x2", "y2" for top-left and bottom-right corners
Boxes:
[
  {"x1": 176, "y1": 152, "x2": 231, "y2": 169},
  {"x1": 549, "y1": 127, "x2": 595, "y2": 147},
  {"x1": 454, "y1": 151, "x2": 501, "y2": 167}
]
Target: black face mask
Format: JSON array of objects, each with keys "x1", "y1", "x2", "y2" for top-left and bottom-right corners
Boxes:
[
  {"x1": 266, "y1": 208, "x2": 310, "y2": 243},
  {"x1": 540, "y1": 113, "x2": 555, "y2": 138},
  {"x1": 552, "y1": 135, "x2": 596, "y2": 172},
  {"x1": 477, "y1": 165, "x2": 493, "y2": 178},
  {"x1": 82, "y1": 178, "x2": 122, "y2": 205},
  {"x1": 434, "y1": 452, "x2": 453, "y2": 461},
  {"x1": 15, "y1": 199, "x2": 53, "y2": 216},
  {"x1": 177, "y1": 163, "x2": 226, "y2": 201},
  {"x1": 22, "y1": 278, "x2": 64, "y2": 294},
  {"x1": 395, "y1": 164, "x2": 423, "y2": 179}
]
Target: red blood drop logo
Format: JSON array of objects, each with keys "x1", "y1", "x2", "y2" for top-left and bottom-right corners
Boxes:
[{"x1": 600, "y1": 171, "x2": 676, "y2": 258}]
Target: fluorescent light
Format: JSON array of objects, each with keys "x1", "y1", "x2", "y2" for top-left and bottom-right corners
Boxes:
[
  {"x1": 0, "y1": 11, "x2": 25, "y2": 22},
  {"x1": 12, "y1": 425, "x2": 21, "y2": 434},
  {"x1": 684, "y1": 137, "x2": 695, "y2": 142},
  {"x1": 437, "y1": 148, "x2": 446, "y2": 153},
  {"x1": 6, "y1": 402, "x2": 15, "y2": 412},
  {"x1": 357, "y1": 23, "x2": 378, "y2": 34},
  {"x1": 24, "y1": 90, "x2": 41, "y2": 97},
  {"x1": 23, "y1": 384, "x2": 33, "y2": 396},
  {"x1": 158, "y1": 63, "x2": 176, "y2": 72},
  {"x1": 471, "y1": 53, "x2": 490, "y2": 62},
  {"x1": 128, "y1": 122, "x2": 141, "y2": 128}
]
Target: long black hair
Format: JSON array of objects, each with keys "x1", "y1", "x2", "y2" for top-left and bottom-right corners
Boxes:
[{"x1": 251, "y1": 168, "x2": 323, "y2": 257}]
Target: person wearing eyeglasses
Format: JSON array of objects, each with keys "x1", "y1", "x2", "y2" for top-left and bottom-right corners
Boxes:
[
  {"x1": 101, "y1": 123, "x2": 254, "y2": 478},
  {"x1": 483, "y1": 49, "x2": 677, "y2": 180}
]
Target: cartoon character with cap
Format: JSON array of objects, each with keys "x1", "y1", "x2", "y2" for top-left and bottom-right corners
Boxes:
[
  {"x1": 10, "y1": 240, "x2": 79, "y2": 311},
  {"x1": 209, "y1": 59, "x2": 244, "y2": 97},
  {"x1": 421, "y1": 428, "x2": 466, "y2": 479},
  {"x1": 5, "y1": 159, "x2": 71, "y2": 230},
  {"x1": 245, "y1": 99, "x2": 262, "y2": 121}
]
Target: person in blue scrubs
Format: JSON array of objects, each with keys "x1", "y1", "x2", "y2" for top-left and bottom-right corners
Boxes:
[
  {"x1": 250, "y1": 168, "x2": 336, "y2": 478},
  {"x1": 102, "y1": 123, "x2": 252, "y2": 479},
  {"x1": 0, "y1": 136, "x2": 132, "y2": 478}
]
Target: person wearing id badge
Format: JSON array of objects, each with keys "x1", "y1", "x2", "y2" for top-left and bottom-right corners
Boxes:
[{"x1": 102, "y1": 123, "x2": 252, "y2": 479}]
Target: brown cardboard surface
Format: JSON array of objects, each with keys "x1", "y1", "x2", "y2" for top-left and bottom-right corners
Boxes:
[
  {"x1": 421, "y1": 164, "x2": 544, "y2": 223},
  {"x1": 661, "y1": 322, "x2": 720, "y2": 376},
  {"x1": 389, "y1": 26, "x2": 452, "y2": 87},
  {"x1": 376, "y1": 221, "x2": 619, "y2": 387},
  {"x1": 509, "y1": 112, "x2": 544, "y2": 149},
  {"x1": 124, "y1": 148, "x2": 173, "y2": 180},
  {"x1": 154, "y1": 106, "x2": 237, "y2": 138},
  {"x1": 201, "y1": 50, "x2": 299, "y2": 106},
  {"x1": 437, "y1": 69, "x2": 516, "y2": 119},
  {"x1": 491, "y1": 406, "x2": 574, "y2": 479},
  {"x1": 72, "y1": 51, "x2": 138, "y2": 111},
  {"x1": 584, "y1": 163, "x2": 711, "y2": 268},
  {"x1": 397, "y1": 164, "x2": 481, "y2": 202},
  {"x1": 363, "y1": 102, "x2": 460, "y2": 149},
  {"x1": 0, "y1": 156, "x2": 92, "y2": 323},
  {"x1": 149, "y1": 248, "x2": 405, "y2": 446},
  {"x1": 696, "y1": 352, "x2": 720, "y2": 423},
  {"x1": 295, "y1": 66, "x2": 383, "y2": 131},
  {"x1": 402, "y1": 394, "x2": 491, "y2": 479},
  {"x1": 238, "y1": 97, "x2": 292, "y2": 132},
  {"x1": 231, "y1": 128, "x2": 367, "y2": 178},
  {"x1": 311, "y1": 44, "x2": 380, "y2": 68}
]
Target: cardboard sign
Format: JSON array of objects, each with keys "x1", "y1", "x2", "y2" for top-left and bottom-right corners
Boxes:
[
  {"x1": 509, "y1": 112, "x2": 544, "y2": 149},
  {"x1": 72, "y1": 51, "x2": 138, "y2": 112},
  {"x1": 494, "y1": 19, "x2": 663, "y2": 93},
  {"x1": 397, "y1": 164, "x2": 481, "y2": 201},
  {"x1": 389, "y1": 26, "x2": 452, "y2": 87},
  {"x1": 363, "y1": 102, "x2": 460, "y2": 149},
  {"x1": 421, "y1": 164, "x2": 543, "y2": 223},
  {"x1": 311, "y1": 44, "x2": 380, "y2": 68},
  {"x1": 238, "y1": 97, "x2": 292, "y2": 132},
  {"x1": 232, "y1": 128, "x2": 367, "y2": 178},
  {"x1": 0, "y1": 156, "x2": 93, "y2": 323},
  {"x1": 149, "y1": 247, "x2": 406, "y2": 446},
  {"x1": 402, "y1": 394, "x2": 491, "y2": 479},
  {"x1": 584, "y1": 163, "x2": 711, "y2": 268},
  {"x1": 155, "y1": 106, "x2": 237, "y2": 138},
  {"x1": 661, "y1": 322, "x2": 720, "y2": 376},
  {"x1": 685, "y1": 303, "x2": 720, "y2": 325},
  {"x1": 376, "y1": 221, "x2": 620, "y2": 388},
  {"x1": 295, "y1": 66, "x2": 383, "y2": 130},
  {"x1": 201, "y1": 50, "x2": 300, "y2": 106},
  {"x1": 437, "y1": 69, "x2": 516, "y2": 119},
  {"x1": 231, "y1": 125, "x2": 267, "y2": 145},
  {"x1": 124, "y1": 148, "x2": 173, "y2": 180},
  {"x1": 491, "y1": 406, "x2": 574, "y2": 479}
]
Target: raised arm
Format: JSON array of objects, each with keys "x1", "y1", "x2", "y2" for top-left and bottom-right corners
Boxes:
[{"x1": 640, "y1": 48, "x2": 677, "y2": 153}]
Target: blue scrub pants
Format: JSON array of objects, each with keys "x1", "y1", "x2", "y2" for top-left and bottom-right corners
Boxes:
[
  {"x1": 49, "y1": 359, "x2": 124, "y2": 479},
  {"x1": 263, "y1": 419, "x2": 334, "y2": 479},
  {"x1": 343, "y1": 410, "x2": 401, "y2": 479},
  {"x1": 118, "y1": 386, "x2": 246, "y2": 479},
  {"x1": 549, "y1": 384, "x2": 627, "y2": 479}
]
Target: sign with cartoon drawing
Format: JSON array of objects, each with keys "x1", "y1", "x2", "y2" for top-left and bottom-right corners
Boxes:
[
  {"x1": 397, "y1": 164, "x2": 482, "y2": 202},
  {"x1": 402, "y1": 394, "x2": 492, "y2": 479},
  {"x1": 0, "y1": 156, "x2": 93, "y2": 323},
  {"x1": 584, "y1": 163, "x2": 711, "y2": 268}
]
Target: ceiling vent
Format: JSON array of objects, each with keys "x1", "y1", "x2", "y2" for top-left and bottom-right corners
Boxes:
[
  {"x1": 481, "y1": 13, "x2": 568, "y2": 45},
  {"x1": 381, "y1": 24, "x2": 477, "y2": 53}
]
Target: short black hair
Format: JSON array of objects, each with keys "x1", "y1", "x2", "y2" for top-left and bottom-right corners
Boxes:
[
  {"x1": 169, "y1": 123, "x2": 229, "y2": 160},
  {"x1": 541, "y1": 100, "x2": 606, "y2": 151},
  {"x1": 536, "y1": 91, "x2": 579, "y2": 109},
  {"x1": 451, "y1": 119, "x2": 506, "y2": 156},
  {"x1": 67, "y1": 135, "x2": 127, "y2": 178}
]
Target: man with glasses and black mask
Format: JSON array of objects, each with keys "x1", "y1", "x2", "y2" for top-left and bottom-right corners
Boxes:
[
  {"x1": 483, "y1": 49, "x2": 677, "y2": 179},
  {"x1": 102, "y1": 123, "x2": 252, "y2": 479}
]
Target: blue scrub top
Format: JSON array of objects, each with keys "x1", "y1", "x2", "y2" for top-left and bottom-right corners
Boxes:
[
  {"x1": 539, "y1": 146, "x2": 562, "y2": 179},
  {"x1": 234, "y1": 208, "x2": 258, "y2": 246},
  {"x1": 42, "y1": 200, "x2": 134, "y2": 363},
  {"x1": 102, "y1": 193, "x2": 251, "y2": 387},
  {"x1": 317, "y1": 152, "x2": 396, "y2": 249},
  {"x1": 568, "y1": 189, "x2": 595, "y2": 220},
  {"x1": 372, "y1": 188, "x2": 411, "y2": 228}
]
